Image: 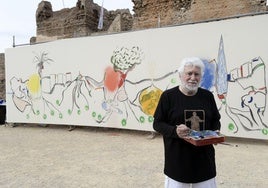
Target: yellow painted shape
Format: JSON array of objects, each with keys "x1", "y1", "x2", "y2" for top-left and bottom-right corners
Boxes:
[
  {"x1": 139, "y1": 85, "x2": 163, "y2": 115},
  {"x1": 27, "y1": 74, "x2": 41, "y2": 94}
]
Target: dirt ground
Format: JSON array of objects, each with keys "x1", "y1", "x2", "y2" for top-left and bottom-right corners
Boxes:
[{"x1": 0, "y1": 124, "x2": 267, "y2": 188}]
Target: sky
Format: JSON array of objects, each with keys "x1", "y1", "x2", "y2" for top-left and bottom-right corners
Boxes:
[{"x1": 0, "y1": 0, "x2": 134, "y2": 53}]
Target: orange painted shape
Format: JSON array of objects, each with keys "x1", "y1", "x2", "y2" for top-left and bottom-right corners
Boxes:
[{"x1": 104, "y1": 67, "x2": 120, "y2": 92}]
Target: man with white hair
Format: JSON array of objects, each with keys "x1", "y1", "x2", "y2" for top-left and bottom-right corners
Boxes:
[{"x1": 153, "y1": 57, "x2": 221, "y2": 188}]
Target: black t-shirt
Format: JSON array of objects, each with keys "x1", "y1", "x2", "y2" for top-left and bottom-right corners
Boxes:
[{"x1": 153, "y1": 86, "x2": 221, "y2": 183}]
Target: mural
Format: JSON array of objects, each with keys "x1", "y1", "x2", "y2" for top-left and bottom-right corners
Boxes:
[
  {"x1": 215, "y1": 36, "x2": 267, "y2": 137},
  {"x1": 8, "y1": 46, "x2": 177, "y2": 130},
  {"x1": 5, "y1": 13, "x2": 268, "y2": 139}
]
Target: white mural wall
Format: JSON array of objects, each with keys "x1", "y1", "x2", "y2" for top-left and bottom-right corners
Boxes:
[{"x1": 5, "y1": 13, "x2": 268, "y2": 139}]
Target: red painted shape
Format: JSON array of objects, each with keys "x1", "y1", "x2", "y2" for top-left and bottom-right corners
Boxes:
[
  {"x1": 104, "y1": 66, "x2": 128, "y2": 92},
  {"x1": 104, "y1": 67, "x2": 120, "y2": 92}
]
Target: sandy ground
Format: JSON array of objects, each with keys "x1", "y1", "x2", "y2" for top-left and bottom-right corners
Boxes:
[{"x1": 0, "y1": 124, "x2": 268, "y2": 188}]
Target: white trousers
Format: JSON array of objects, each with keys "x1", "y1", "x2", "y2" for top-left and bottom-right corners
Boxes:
[{"x1": 165, "y1": 176, "x2": 217, "y2": 188}]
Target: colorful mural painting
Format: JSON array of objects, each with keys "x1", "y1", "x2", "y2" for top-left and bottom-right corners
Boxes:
[
  {"x1": 5, "y1": 13, "x2": 268, "y2": 139},
  {"x1": 8, "y1": 45, "x2": 177, "y2": 131}
]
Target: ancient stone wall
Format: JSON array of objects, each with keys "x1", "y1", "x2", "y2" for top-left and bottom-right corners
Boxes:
[
  {"x1": 36, "y1": 0, "x2": 133, "y2": 42},
  {"x1": 132, "y1": 0, "x2": 267, "y2": 29},
  {"x1": 36, "y1": 0, "x2": 267, "y2": 40},
  {"x1": 189, "y1": 0, "x2": 267, "y2": 22}
]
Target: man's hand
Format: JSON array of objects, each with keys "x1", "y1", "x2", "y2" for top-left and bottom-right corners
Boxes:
[{"x1": 176, "y1": 124, "x2": 190, "y2": 138}]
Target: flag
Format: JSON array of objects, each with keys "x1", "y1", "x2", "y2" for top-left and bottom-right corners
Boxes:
[{"x1": 98, "y1": 0, "x2": 104, "y2": 30}]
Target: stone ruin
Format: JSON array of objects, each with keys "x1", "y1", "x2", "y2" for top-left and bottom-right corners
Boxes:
[
  {"x1": 132, "y1": 0, "x2": 267, "y2": 29},
  {"x1": 35, "y1": 0, "x2": 133, "y2": 43},
  {"x1": 34, "y1": 0, "x2": 267, "y2": 43}
]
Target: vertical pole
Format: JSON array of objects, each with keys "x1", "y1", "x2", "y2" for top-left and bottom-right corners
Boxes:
[
  {"x1": 12, "y1": 36, "x2": 15, "y2": 48},
  {"x1": 62, "y1": 0, "x2": 65, "y2": 8},
  {"x1": 158, "y1": 14, "x2": 161, "y2": 27},
  {"x1": 98, "y1": 0, "x2": 104, "y2": 30}
]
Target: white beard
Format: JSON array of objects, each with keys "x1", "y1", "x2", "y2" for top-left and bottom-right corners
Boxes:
[{"x1": 182, "y1": 81, "x2": 199, "y2": 93}]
